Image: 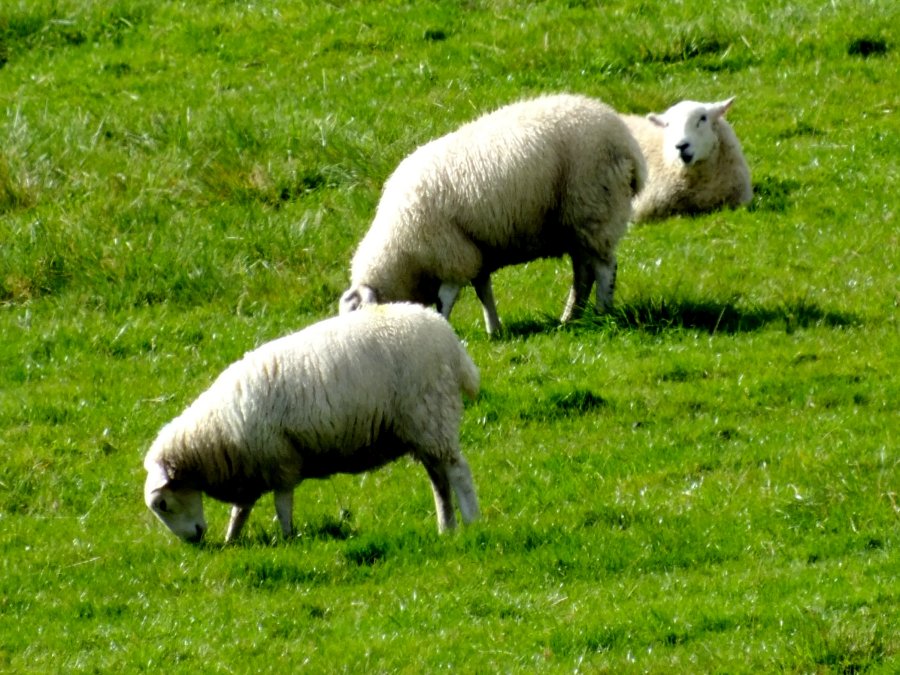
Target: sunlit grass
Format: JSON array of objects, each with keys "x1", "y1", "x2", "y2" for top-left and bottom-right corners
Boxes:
[{"x1": 1, "y1": 0, "x2": 898, "y2": 671}]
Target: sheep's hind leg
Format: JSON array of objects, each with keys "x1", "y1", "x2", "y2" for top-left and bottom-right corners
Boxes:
[
  {"x1": 273, "y1": 489, "x2": 294, "y2": 538},
  {"x1": 422, "y1": 459, "x2": 457, "y2": 533},
  {"x1": 447, "y1": 455, "x2": 479, "y2": 524},
  {"x1": 561, "y1": 257, "x2": 596, "y2": 323},
  {"x1": 473, "y1": 273, "x2": 502, "y2": 336},
  {"x1": 225, "y1": 504, "x2": 253, "y2": 542}
]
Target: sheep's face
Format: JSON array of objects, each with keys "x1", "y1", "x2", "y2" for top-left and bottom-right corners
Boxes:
[
  {"x1": 649, "y1": 97, "x2": 735, "y2": 167},
  {"x1": 144, "y1": 462, "x2": 207, "y2": 543}
]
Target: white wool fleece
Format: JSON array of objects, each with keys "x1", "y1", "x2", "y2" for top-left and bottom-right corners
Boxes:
[
  {"x1": 340, "y1": 93, "x2": 646, "y2": 334},
  {"x1": 144, "y1": 303, "x2": 480, "y2": 542}
]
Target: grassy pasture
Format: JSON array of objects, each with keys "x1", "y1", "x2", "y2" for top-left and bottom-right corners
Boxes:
[{"x1": 1, "y1": 0, "x2": 898, "y2": 672}]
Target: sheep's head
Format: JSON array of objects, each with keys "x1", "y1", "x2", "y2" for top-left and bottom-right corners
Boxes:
[
  {"x1": 649, "y1": 97, "x2": 735, "y2": 167},
  {"x1": 339, "y1": 284, "x2": 378, "y2": 314},
  {"x1": 144, "y1": 459, "x2": 207, "y2": 543}
]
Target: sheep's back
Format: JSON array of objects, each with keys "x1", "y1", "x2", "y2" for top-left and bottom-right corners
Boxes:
[
  {"x1": 226, "y1": 305, "x2": 469, "y2": 457},
  {"x1": 382, "y1": 94, "x2": 640, "y2": 267}
]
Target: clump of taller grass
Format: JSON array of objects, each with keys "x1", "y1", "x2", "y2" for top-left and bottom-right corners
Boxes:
[{"x1": 0, "y1": 152, "x2": 34, "y2": 213}]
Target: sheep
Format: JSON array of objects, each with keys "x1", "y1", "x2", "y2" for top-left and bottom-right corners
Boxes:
[
  {"x1": 621, "y1": 97, "x2": 752, "y2": 223},
  {"x1": 143, "y1": 303, "x2": 480, "y2": 543},
  {"x1": 339, "y1": 93, "x2": 647, "y2": 335}
]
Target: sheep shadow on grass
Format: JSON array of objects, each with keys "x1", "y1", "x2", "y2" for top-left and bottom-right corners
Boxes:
[
  {"x1": 501, "y1": 297, "x2": 858, "y2": 338},
  {"x1": 609, "y1": 296, "x2": 859, "y2": 335}
]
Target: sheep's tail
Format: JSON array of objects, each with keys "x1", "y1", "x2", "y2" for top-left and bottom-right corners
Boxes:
[
  {"x1": 623, "y1": 131, "x2": 648, "y2": 197},
  {"x1": 630, "y1": 151, "x2": 648, "y2": 197},
  {"x1": 457, "y1": 344, "x2": 480, "y2": 400}
]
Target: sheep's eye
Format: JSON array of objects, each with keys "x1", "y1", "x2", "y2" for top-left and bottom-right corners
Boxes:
[{"x1": 698, "y1": 114, "x2": 708, "y2": 126}]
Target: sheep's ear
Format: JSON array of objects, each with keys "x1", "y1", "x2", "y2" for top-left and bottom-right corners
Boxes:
[
  {"x1": 648, "y1": 113, "x2": 667, "y2": 128},
  {"x1": 712, "y1": 97, "x2": 735, "y2": 120},
  {"x1": 145, "y1": 460, "x2": 171, "y2": 492},
  {"x1": 353, "y1": 285, "x2": 378, "y2": 306},
  {"x1": 339, "y1": 289, "x2": 361, "y2": 313},
  {"x1": 339, "y1": 285, "x2": 378, "y2": 313}
]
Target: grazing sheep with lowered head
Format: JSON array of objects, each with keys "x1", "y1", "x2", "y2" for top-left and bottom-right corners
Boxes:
[
  {"x1": 622, "y1": 97, "x2": 752, "y2": 223},
  {"x1": 143, "y1": 303, "x2": 480, "y2": 543},
  {"x1": 340, "y1": 93, "x2": 646, "y2": 335}
]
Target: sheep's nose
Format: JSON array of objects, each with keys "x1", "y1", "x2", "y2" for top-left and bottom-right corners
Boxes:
[
  {"x1": 676, "y1": 142, "x2": 693, "y2": 164},
  {"x1": 188, "y1": 523, "x2": 206, "y2": 543}
]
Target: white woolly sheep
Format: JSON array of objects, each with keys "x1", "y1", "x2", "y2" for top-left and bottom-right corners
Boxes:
[
  {"x1": 339, "y1": 94, "x2": 647, "y2": 335},
  {"x1": 621, "y1": 97, "x2": 752, "y2": 223},
  {"x1": 143, "y1": 303, "x2": 480, "y2": 543}
]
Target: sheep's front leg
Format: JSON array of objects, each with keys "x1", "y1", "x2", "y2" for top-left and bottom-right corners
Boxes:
[
  {"x1": 561, "y1": 257, "x2": 595, "y2": 323},
  {"x1": 273, "y1": 489, "x2": 294, "y2": 538},
  {"x1": 226, "y1": 504, "x2": 253, "y2": 542},
  {"x1": 473, "y1": 273, "x2": 502, "y2": 337},
  {"x1": 423, "y1": 460, "x2": 457, "y2": 533},
  {"x1": 447, "y1": 455, "x2": 480, "y2": 524},
  {"x1": 593, "y1": 256, "x2": 617, "y2": 312}
]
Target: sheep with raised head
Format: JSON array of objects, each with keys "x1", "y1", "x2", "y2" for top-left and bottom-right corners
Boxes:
[
  {"x1": 621, "y1": 97, "x2": 752, "y2": 223},
  {"x1": 339, "y1": 94, "x2": 646, "y2": 335},
  {"x1": 143, "y1": 303, "x2": 480, "y2": 543}
]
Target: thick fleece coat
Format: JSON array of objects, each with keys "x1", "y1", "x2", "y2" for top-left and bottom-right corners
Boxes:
[
  {"x1": 340, "y1": 93, "x2": 646, "y2": 335},
  {"x1": 144, "y1": 303, "x2": 480, "y2": 542}
]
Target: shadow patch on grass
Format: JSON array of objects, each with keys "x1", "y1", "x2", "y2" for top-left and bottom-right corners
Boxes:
[
  {"x1": 199, "y1": 162, "x2": 346, "y2": 208},
  {"x1": 643, "y1": 33, "x2": 729, "y2": 64},
  {"x1": 299, "y1": 510, "x2": 357, "y2": 541},
  {"x1": 637, "y1": 31, "x2": 755, "y2": 73},
  {"x1": 611, "y1": 297, "x2": 858, "y2": 335},
  {"x1": 659, "y1": 365, "x2": 708, "y2": 383},
  {"x1": 500, "y1": 297, "x2": 857, "y2": 339},
  {"x1": 749, "y1": 175, "x2": 802, "y2": 212},
  {"x1": 343, "y1": 535, "x2": 391, "y2": 567},
  {"x1": 501, "y1": 314, "x2": 562, "y2": 339},
  {"x1": 847, "y1": 37, "x2": 889, "y2": 58},
  {"x1": 0, "y1": 4, "x2": 148, "y2": 62},
  {"x1": 776, "y1": 123, "x2": 824, "y2": 140},
  {"x1": 463, "y1": 523, "x2": 562, "y2": 555},
  {"x1": 520, "y1": 388, "x2": 609, "y2": 422},
  {"x1": 423, "y1": 28, "x2": 448, "y2": 42},
  {"x1": 229, "y1": 558, "x2": 329, "y2": 589}
]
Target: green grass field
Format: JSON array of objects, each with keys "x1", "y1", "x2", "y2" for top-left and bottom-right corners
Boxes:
[{"x1": 1, "y1": 0, "x2": 897, "y2": 671}]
